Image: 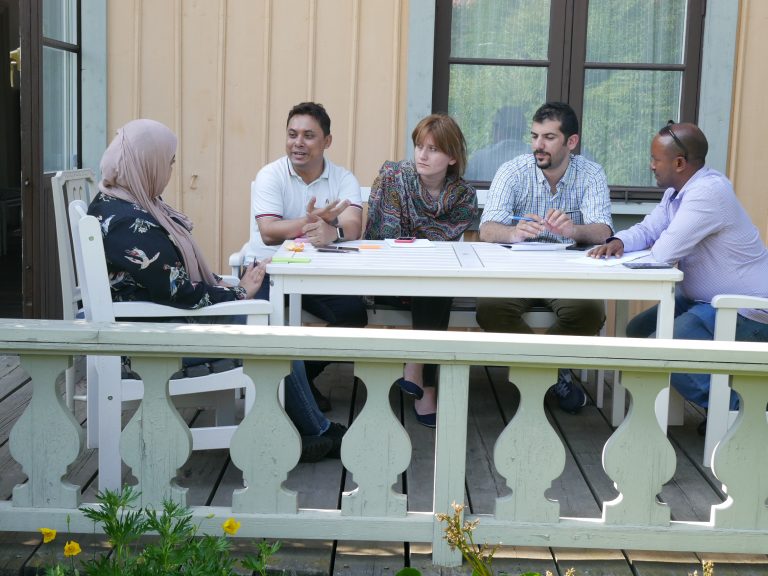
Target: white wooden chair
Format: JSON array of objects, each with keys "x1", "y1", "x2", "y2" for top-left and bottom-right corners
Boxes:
[
  {"x1": 68, "y1": 199, "x2": 271, "y2": 491},
  {"x1": 52, "y1": 170, "x2": 99, "y2": 411},
  {"x1": 703, "y1": 294, "x2": 768, "y2": 466}
]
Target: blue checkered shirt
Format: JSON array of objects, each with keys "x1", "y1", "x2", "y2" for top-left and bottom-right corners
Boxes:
[{"x1": 481, "y1": 153, "x2": 613, "y2": 243}]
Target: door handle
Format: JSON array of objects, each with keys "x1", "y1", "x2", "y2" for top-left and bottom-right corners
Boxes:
[{"x1": 9, "y1": 47, "x2": 20, "y2": 88}]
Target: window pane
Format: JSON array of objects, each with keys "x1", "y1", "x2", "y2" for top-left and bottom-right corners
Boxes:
[
  {"x1": 43, "y1": 0, "x2": 77, "y2": 43},
  {"x1": 448, "y1": 64, "x2": 546, "y2": 182},
  {"x1": 586, "y1": 0, "x2": 687, "y2": 64},
  {"x1": 581, "y1": 69, "x2": 682, "y2": 187},
  {"x1": 451, "y1": 0, "x2": 551, "y2": 61},
  {"x1": 43, "y1": 47, "x2": 78, "y2": 172}
]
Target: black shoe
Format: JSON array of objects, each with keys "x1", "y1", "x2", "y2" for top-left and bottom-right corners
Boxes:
[
  {"x1": 300, "y1": 435, "x2": 333, "y2": 463},
  {"x1": 322, "y1": 422, "x2": 347, "y2": 458},
  {"x1": 309, "y1": 380, "x2": 332, "y2": 412},
  {"x1": 697, "y1": 418, "x2": 707, "y2": 436},
  {"x1": 396, "y1": 378, "x2": 424, "y2": 400},
  {"x1": 552, "y1": 369, "x2": 587, "y2": 415},
  {"x1": 413, "y1": 406, "x2": 436, "y2": 428}
]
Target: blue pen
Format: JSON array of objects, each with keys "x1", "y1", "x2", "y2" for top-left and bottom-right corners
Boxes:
[{"x1": 511, "y1": 215, "x2": 536, "y2": 222}]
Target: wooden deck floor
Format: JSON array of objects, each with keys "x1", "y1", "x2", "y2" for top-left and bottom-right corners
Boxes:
[{"x1": 0, "y1": 354, "x2": 767, "y2": 576}]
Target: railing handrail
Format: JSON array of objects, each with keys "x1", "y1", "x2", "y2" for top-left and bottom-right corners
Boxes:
[{"x1": 1, "y1": 319, "x2": 766, "y2": 372}]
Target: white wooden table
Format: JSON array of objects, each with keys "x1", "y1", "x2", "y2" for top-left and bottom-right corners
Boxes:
[{"x1": 267, "y1": 240, "x2": 684, "y2": 427}]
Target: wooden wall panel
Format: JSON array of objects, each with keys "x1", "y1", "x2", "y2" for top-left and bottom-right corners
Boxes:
[
  {"x1": 108, "y1": 0, "x2": 408, "y2": 270},
  {"x1": 220, "y1": 0, "x2": 267, "y2": 260},
  {"x1": 353, "y1": 0, "x2": 404, "y2": 187},
  {"x1": 179, "y1": 0, "x2": 225, "y2": 251},
  {"x1": 730, "y1": 0, "x2": 768, "y2": 240}
]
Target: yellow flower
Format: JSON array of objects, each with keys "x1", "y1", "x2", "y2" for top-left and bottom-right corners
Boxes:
[
  {"x1": 64, "y1": 540, "x2": 81, "y2": 557},
  {"x1": 221, "y1": 518, "x2": 241, "y2": 536},
  {"x1": 39, "y1": 528, "x2": 56, "y2": 544}
]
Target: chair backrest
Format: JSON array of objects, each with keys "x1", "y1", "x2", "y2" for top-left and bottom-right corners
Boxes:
[
  {"x1": 52, "y1": 169, "x2": 97, "y2": 319},
  {"x1": 68, "y1": 199, "x2": 117, "y2": 323}
]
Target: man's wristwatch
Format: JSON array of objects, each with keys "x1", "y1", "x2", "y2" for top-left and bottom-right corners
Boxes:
[{"x1": 334, "y1": 225, "x2": 345, "y2": 242}]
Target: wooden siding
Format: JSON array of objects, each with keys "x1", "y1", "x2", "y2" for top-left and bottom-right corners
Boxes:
[
  {"x1": 731, "y1": 0, "x2": 768, "y2": 239},
  {"x1": 106, "y1": 0, "x2": 408, "y2": 272}
]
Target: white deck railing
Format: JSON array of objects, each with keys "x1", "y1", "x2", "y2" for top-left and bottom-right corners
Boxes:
[{"x1": 0, "y1": 319, "x2": 767, "y2": 566}]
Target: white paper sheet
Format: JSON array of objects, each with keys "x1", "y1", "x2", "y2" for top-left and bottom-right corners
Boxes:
[{"x1": 573, "y1": 249, "x2": 652, "y2": 266}]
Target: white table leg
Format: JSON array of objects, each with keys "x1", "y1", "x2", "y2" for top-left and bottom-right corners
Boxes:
[
  {"x1": 289, "y1": 294, "x2": 302, "y2": 326},
  {"x1": 269, "y1": 275, "x2": 285, "y2": 326}
]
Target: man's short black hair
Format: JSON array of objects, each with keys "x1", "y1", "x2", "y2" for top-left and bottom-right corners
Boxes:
[
  {"x1": 532, "y1": 102, "x2": 579, "y2": 139},
  {"x1": 287, "y1": 102, "x2": 331, "y2": 136}
]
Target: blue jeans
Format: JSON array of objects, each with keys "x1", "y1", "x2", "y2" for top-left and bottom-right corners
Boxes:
[
  {"x1": 626, "y1": 291, "x2": 768, "y2": 409},
  {"x1": 183, "y1": 314, "x2": 329, "y2": 436}
]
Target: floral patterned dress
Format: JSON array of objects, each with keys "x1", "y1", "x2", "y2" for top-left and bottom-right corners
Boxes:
[{"x1": 88, "y1": 192, "x2": 245, "y2": 309}]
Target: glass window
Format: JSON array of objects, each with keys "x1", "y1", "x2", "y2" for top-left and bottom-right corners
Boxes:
[
  {"x1": 586, "y1": 0, "x2": 687, "y2": 65},
  {"x1": 450, "y1": 0, "x2": 550, "y2": 61},
  {"x1": 449, "y1": 66, "x2": 546, "y2": 181},
  {"x1": 582, "y1": 70, "x2": 682, "y2": 187},
  {"x1": 43, "y1": 0, "x2": 78, "y2": 44},
  {"x1": 43, "y1": 47, "x2": 78, "y2": 172},
  {"x1": 434, "y1": 0, "x2": 703, "y2": 200}
]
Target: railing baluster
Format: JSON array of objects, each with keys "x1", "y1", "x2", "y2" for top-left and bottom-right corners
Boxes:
[
  {"x1": 494, "y1": 366, "x2": 563, "y2": 522},
  {"x1": 602, "y1": 370, "x2": 675, "y2": 526},
  {"x1": 11, "y1": 354, "x2": 82, "y2": 509},
  {"x1": 123, "y1": 356, "x2": 190, "y2": 507},
  {"x1": 342, "y1": 362, "x2": 409, "y2": 517},
  {"x1": 232, "y1": 359, "x2": 298, "y2": 513},
  {"x1": 711, "y1": 373, "x2": 768, "y2": 529}
]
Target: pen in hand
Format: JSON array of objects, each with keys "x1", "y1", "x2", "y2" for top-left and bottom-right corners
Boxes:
[{"x1": 511, "y1": 215, "x2": 536, "y2": 222}]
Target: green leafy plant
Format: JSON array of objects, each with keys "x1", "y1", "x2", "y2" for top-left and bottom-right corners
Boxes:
[{"x1": 38, "y1": 486, "x2": 281, "y2": 576}]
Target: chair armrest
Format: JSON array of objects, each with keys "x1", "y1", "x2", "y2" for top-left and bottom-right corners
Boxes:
[
  {"x1": 711, "y1": 294, "x2": 768, "y2": 310},
  {"x1": 113, "y1": 299, "x2": 272, "y2": 321},
  {"x1": 229, "y1": 243, "x2": 248, "y2": 277},
  {"x1": 711, "y1": 294, "x2": 768, "y2": 341}
]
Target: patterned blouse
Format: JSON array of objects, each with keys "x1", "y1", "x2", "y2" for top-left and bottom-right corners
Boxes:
[
  {"x1": 364, "y1": 160, "x2": 477, "y2": 241},
  {"x1": 88, "y1": 192, "x2": 245, "y2": 308}
]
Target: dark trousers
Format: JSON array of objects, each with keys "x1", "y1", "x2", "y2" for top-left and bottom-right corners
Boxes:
[{"x1": 476, "y1": 297, "x2": 605, "y2": 336}]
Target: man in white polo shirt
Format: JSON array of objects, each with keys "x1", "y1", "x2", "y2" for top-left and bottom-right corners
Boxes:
[{"x1": 248, "y1": 102, "x2": 368, "y2": 409}]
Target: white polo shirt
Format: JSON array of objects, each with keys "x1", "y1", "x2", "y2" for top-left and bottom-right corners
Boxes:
[{"x1": 246, "y1": 156, "x2": 362, "y2": 261}]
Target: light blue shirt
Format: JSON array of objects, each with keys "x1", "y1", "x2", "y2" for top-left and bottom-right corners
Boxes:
[
  {"x1": 616, "y1": 166, "x2": 768, "y2": 323},
  {"x1": 481, "y1": 153, "x2": 613, "y2": 243}
]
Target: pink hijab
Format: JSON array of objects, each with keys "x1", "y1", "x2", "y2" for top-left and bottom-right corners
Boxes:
[{"x1": 98, "y1": 119, "x2": 215, "y2": 284}]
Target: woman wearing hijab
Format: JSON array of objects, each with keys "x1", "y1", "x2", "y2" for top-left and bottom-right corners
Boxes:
[
  {"x1": 364, "y1": 113, "x2": 477, "y2": 427},
  {"x1": 88, "y1": 119, "x2": 345, "y2": 462}
]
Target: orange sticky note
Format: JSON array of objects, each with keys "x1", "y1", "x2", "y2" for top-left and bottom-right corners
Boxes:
[{"x1": 357, "y1": 244, "x2": 382, "y2": 250}]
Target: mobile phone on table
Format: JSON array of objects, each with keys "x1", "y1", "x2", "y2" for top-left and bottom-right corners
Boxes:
[
  {"x1": 623, "y1": 262, "x2": 673, "y2": 269},
  {"x1": 566, "y1": 243, "x2": 593, "y2": 251},
  {"x1": 395, "y1": 236, "x2": 416, "y2": 243}
]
